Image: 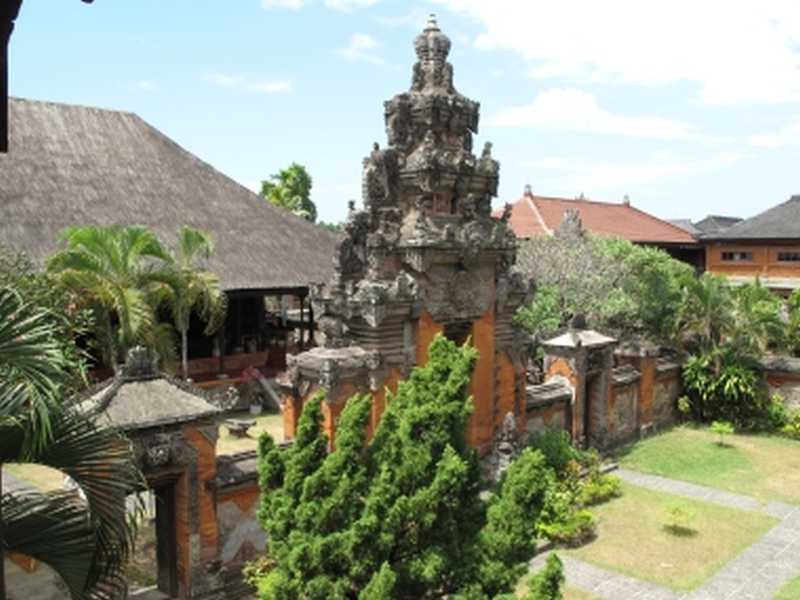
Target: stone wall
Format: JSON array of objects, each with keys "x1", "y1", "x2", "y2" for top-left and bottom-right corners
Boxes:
[
  {"x1": 214, "y1": 451, "x2": 264, "y2": 599},
  {"x1": 526, "y1": 378, "x2": 572, "y2": 438},
  {"x1": 761, "y1": 356, "x2": 800, "y2": 410}
]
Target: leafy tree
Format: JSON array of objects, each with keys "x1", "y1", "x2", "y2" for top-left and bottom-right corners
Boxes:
[
  {"x1": 515, "y1": 233, "x2": 692, "y2": 344},
  {"x1": 729, "y1": 280, "x2": 783, "y2": 357},
  {"x1": 47, "y1": 225, "x2": 176, "y2": 370},
  {"x1": 161, "y1": 226, "x2": 227, "y2": 379},
  {"x1": 255, "y1": 336, "x2": 552, "y2": 599},
  {"x1": 0, "y1": 286, "x2": 141, "y2": 599},
  {"x1": 260, "y1": 163, "x2": 317, "y2": 222}
]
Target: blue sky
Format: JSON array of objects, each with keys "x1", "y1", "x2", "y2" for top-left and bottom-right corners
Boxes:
[{"x1": 10, "y1": 0, "x2": 800, "y2": 224}]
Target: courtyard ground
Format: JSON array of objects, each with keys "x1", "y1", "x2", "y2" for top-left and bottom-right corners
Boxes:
[
  {"x1": 525, "y1": 426, "x2": 800, "y2": 599},
  {"x1": 564, "y1": 482, "x2": 776, "y2": 591},
  {"x1": 617, "y1": 425, "x2": 800, "y2": 504},
  {"x1": 215, "y1": 411, "x2": 284, "y2": 455}
]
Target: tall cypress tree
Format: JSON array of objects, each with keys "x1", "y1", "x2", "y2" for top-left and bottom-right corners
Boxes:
[{"x1": 256, "y1": 335, "x2": 553, "y2": 599}]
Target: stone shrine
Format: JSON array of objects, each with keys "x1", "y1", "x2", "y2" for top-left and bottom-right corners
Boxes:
[{"x1": 281, "y1": 16, "x2": 531, "y2": 455}]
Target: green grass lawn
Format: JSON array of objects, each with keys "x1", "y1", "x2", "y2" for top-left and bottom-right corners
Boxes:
[
  {"x1": 774, "y1": 574, "x2": 800, "y2": 600},
  {"x1": 618, "y1": 425, "x2": 800, "y2": 505},
  {"x1": 215, "y1": 411, "x2": 284, "y2": 455},
  {"x1": 564, "y1": 482, "x2": 777, "y2": 591}
]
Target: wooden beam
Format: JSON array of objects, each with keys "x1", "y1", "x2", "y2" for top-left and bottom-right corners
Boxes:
[{"x1": 0, "y1": 0, "x2": 22, "y2": 154}]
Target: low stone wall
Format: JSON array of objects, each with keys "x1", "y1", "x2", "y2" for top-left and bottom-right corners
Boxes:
[
  {"x1": 526, "y1": 377, "x2": 572, "y2": 438},
  {"x1": 761, "y1": 355, "x2": 800, "y2": 409},
  {"x1": 653, "y1": 359, "x2": 681, "y2": 426},
  {"x1": 215, "y1": 451, "x2": 264, "y2": 599},
  {"x1": 606, "y1": 365, "x2": 641, "y2": 446}
]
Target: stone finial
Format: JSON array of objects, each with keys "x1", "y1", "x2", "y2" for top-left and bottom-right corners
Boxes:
[
  {"x1": 121, "y1": 346, "x2": 159, "y2": 380},
  {"x1": 414, "y1": 13, "x2": 451, "y2": 65},
  {"x1": 556, "y1": 207, "x2": 585, "y2": 241},
  {"x1": 524, "y1": 183, "x2": 533, "y2": 197}
]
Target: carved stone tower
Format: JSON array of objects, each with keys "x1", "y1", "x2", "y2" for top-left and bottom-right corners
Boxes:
[{"x1": 281, "y1": 16, "x2": 531, "y2": 454}]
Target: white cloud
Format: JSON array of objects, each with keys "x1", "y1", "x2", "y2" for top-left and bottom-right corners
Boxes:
[
  {"x1": 489, "y1": 88, "x2": 718, "y2": 142},
  {"x1": 205, "y1": 73, "x2": 292, "y2": 93},
  {"x1": 325, "y1": 0, "x2": 379, "y2": 12},
  {"x1": 748, "y1": 116, "x2": 800, "y2": 147},
  {"x1": 525, "y1": 152, "x2": 742, "y2": 193},
  {"x1": 262, "y1": 0, "x2": 379, "y2": 10},
  {"x1": 261, "y1": 0, "x2": 306, "y2": 9},
  {"x1": 433, "y1": 0, "x2": 800, "y2": 104},
  {"x1": 339, "y1": 33, "x2": 384, "y2": 64}
]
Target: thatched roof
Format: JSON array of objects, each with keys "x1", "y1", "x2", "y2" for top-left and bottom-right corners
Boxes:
[{"x1": 0, "y1": 97, "x2": 338, "y2": 291}]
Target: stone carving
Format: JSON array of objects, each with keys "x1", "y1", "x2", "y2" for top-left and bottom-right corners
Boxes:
[
  {"x1": 143, "y1": 433, "x2": 173, "y2": 468},
  {"x1": 286, "y1": 16, "x2": 531, "y2": 454},
  {"x1": 556, "y1": 208, "x2": 585, "y2": 242},
  {"x1": 488, "y1": 412, "x2": 521, "y2": 483}
]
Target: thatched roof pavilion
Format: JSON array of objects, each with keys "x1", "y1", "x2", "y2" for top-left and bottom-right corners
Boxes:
[
  {"x1": 0, "y1": 97, "x2": 337, "y2": 290},
  {"x1": 0, "y1": 97, "x2": 340, "y2": 383}
]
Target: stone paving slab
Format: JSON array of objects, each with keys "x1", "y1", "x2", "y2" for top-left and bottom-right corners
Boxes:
[
  {"x1": 529, "y1": 552, "x2": 684, "y2": 600},
  {"x1": 616, "y1": 468, "x2": 768, "y2": 514}
]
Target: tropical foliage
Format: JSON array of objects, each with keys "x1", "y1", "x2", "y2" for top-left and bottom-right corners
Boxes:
[
  {"x1": 253, "y1": 336, "x2": 555, "y2": 599},
  {"x1": 0, "y1": 285, "x2": 140, "y2": 599},
  {"x1": 48, "y1": 225, "x2": 225, "y2": 375},
  {"x1": 161, "y1": 226, "x2": 227, "y2": 379},
  {"x1": 260, "y1": 162, "x2": 317, "y2": 222},
  {"x1": 47, "y1": 226, "x2": 175, "y2": 369}
]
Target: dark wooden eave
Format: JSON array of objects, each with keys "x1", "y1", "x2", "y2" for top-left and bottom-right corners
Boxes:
[{"x1": 1, "y1": 0, "x2": 94, "y2": 153}]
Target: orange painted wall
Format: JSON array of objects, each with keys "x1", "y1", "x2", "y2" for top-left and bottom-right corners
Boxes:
[
  {"x1": 469, "y1": 304, "x2": 496, "y2": 453},
  {"x1": 495, "y1": 352, "x2": 517, "y2": 430},
  {"x1": 417, "y1": 310, "x2": 444, "y2": 364},
  {"x1": 368, "y1": 368, "x2": 401, "y2": 439},
  {"x1": 183, "y1": 426, "x2": 219, "y2": 565},
  {"x1": 218, "y1": 486, "x2": 259, "y2": 514},
  {"x1": 706, "y1": 242, "x2": 800, "y2": 279}
]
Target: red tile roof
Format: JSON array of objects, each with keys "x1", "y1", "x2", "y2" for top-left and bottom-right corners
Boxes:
[{"x1": 496, "y1": 190, "x2": 697, "y2": 244}]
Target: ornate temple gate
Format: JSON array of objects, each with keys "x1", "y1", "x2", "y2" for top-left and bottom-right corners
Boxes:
[{"x1": 86, "y1": 350, "x2": 225, "y2": 599}]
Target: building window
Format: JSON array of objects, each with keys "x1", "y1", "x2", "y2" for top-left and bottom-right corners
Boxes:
[
  {"x1": 777, "y1": 251, "x2": 800, "y2": 263},
  {"x1": 721, "y1": 251, "x2": 753, "y2": 262}
]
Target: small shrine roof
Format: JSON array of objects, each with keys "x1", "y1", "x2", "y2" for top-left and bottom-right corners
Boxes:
[
  {"x1": 542, "y1": 329, "x2": 617, "y2": 349},
  {"x1": 80, "y1": 348, "x2": 220, "y2": 431}
]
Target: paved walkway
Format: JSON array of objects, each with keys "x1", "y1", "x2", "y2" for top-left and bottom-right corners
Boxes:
[{"x1": 529, "y1": 468, "x2": 800, "y2": 600}]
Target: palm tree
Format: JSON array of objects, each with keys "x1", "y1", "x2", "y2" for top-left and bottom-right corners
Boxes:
[
  {"x1": 47, "y1": 225, "x2": 175, "y2": 370},
  {"x1": 730, "y1": 280, "x2": 783, "y2": 356},
  {"x1": 0, "y1": 286, "x2": 141, "y2": 599},
  {"x1": 162, "y1": 226, "x2": 227, "y2": 380},
  {"x1": 676, "y1": 273, "x2": 736, "y2": 352}
]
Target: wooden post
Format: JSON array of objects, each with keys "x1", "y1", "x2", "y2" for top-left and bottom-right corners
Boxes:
[
  {"x1": 1, "y1": 0, "x2": 23, "y2": 154},
  {"x1": 299, "y1": 294, "x2": 306, "y2": 351}
]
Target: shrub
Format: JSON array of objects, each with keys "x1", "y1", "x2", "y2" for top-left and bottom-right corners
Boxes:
[
  {"x1": 539, "y1": 510, "x2": 596, "y2": 547},
  {"x1": 524, "y1": 554, "x2": 565, "y2": 600},
  {"x1": 578, "y1": 474, "x2": 622, "y2": 506},
  {"x1": 530, "y1": 430, "x2": 582, "y2": 474},
  {"x1": 682, "y1": 348, "x2": 766, "y2": 427},
  {"x1": 710, "y1": 420, "x2": 734, "y2": 445},
  {"x1": 664, "y1": 504, "x2": 696, "y2": 537},
  {"x1": 764, "y1": 394, "x2": 789, "y2": 430},
  {"x1": 781, "y1": 409, "x2": 800, "y2": 440}
]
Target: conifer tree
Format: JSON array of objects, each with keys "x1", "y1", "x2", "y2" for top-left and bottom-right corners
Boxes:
[{"x1": 256, "y1": 335, "x2": 553, "y2": 599}]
